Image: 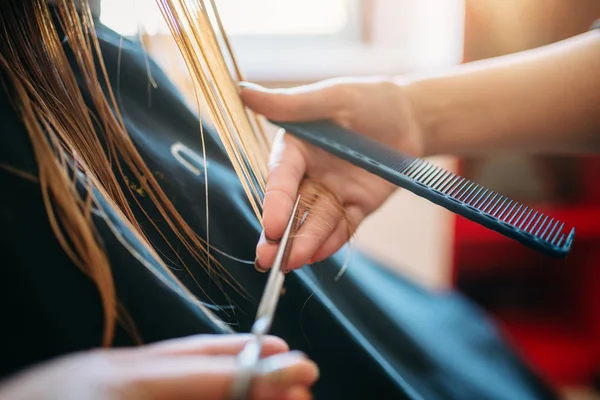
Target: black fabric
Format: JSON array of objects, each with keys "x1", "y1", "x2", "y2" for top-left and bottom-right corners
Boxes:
[{"x1": 0, "y1": 15, "x2": 558, "y2": 400}]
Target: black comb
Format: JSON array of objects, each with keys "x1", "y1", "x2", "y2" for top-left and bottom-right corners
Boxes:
[{"x1": 270, "y1": 119, "x2": 575, "y2": 259}]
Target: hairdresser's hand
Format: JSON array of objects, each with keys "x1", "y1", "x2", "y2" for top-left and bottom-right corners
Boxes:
[
  {"x1": 240, "y1": 77, "x2": 424, "y2": 270},
  {"x1": 0, "y1": 335, "x2": 318, "y2": 400}
]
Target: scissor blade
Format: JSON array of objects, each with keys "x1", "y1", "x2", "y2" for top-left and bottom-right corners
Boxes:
[{"x1": 253, "y1": 195, "x2": 301, "y2": 334}]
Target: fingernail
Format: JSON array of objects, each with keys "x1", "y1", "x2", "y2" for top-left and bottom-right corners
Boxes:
[
  {"x1": 307, "y1": 258, "x2": 314, "y2": 265},
  {"x1": 290, "y1": 350, "x2": 308, "y2": 359},
  {"x1": 266, "y1": 235, "x2": 281, "y2": 245},
  {"x1": 260, "y1": 353, "x2": 317, "y2": 383},
  {"x1": 238, "y1": 81, "x2": 266, "y2": 92},
  {"x1": 257, "y1": 230, "x2": 268, "y2": 247},
  {"x1": 258, "y1": 229, "x2": 281, "y2": 246},
  {"x1": 254, "y1": 257, "x2": 269, "y2": 273}
]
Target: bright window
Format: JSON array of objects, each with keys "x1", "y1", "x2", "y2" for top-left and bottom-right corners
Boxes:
[
  {"x1": 100, "y1": 0, "x2": 464, "y2": 82},
  {"x1": 100, "y1": 0, "x2": 359, "y2": 38}
]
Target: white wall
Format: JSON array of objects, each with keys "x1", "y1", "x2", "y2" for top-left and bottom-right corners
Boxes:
[
  {"x1": 369, "y1": 0, "x2": 464, "y2": 70},
  {"x1": 350, "y1": 0, "x2": 464, "y2": 288}
]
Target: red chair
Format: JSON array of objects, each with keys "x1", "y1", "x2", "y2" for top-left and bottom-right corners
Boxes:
[{"x1": 453, "y1": 156, "x2": 600, "y2": 386}]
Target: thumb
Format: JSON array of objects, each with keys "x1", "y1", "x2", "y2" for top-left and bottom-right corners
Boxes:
[{"x1": 239, "y1": 81, "x2": 347, "y2": 122}]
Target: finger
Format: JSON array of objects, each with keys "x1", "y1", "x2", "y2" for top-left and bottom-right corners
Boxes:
[
  {"x1": 256, "y1": 131, "x2": 306, "y2": 268},
  {"x1": 252, "y1": 352, "x2": 319, "y2": 398},
  {"x1": 311, "y1": 205, "x2": 363, "y2": 263},
  {"x1": 286, "y1": 185, "x2": 343, "y2": 270},
  {"x1": 124, "y1": 352, "x2": 318, "y2": 400},
  {"x1": 239, "y1": 80, "x2": 349, "y2": 122},
  {"x1": 258, "y1": 182, "x2": 344, "y2": 271},
  {"x1": 280, "y1": 386, "x2": 314, "y2": 400},
  {"x1": 141, "y1": 334, "x2": 289, "y2": 358}
]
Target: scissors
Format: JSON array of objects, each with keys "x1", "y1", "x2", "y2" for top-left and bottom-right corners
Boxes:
[{"x1": 229, "y1": 195, "x2": 302, "y2": 400}]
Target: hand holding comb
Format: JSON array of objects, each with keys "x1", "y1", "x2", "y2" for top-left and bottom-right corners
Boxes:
[{"x1": 269, "y1": 119, "x2": 575, "y2": 259}]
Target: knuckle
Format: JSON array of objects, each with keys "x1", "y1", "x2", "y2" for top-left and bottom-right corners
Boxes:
[
  {"x1": 265, "y1": 187, "x2": 296, "y2": 207},
  {"x1": 267, "y1": 161, "x2": 304, "y2": 185},
  {"x1": 332, "y1": 83, "x2": 356, "y2": 108}
]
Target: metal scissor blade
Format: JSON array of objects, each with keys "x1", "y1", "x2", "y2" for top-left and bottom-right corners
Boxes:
[
  {"x1": 230, "y1": 195, "x2": 302, "y2": 400},
  {"x1": 254, "y1": 195, "x2": 301, "y2": 333}
]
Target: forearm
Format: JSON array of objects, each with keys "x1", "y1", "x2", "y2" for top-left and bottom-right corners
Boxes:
[{"x1": 406, "y1": 29, "x2": 600, "y2": 157}]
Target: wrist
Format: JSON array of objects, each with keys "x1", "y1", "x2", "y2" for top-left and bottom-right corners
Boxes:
[
  {"x1": 403, "y1": 77, "x2": 442, "y2": 157},
  {"x1": 403, "y1": 73, "x2": 476, "y2": 158}
]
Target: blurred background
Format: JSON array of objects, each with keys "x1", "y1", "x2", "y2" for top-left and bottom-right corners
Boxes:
[{"x1": 100, "y1": 1, "x2": 600, "y2": 398}]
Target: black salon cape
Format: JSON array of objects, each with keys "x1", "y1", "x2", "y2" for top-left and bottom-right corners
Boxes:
[{"x1": 0, "y1": 19, "x2": 557, "y2": 400}]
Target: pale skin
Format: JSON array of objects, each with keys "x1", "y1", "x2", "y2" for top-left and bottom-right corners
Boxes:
[
  {"x1": 0, "y1": 335, "x2": 318, "y2": 400},
  {"x1": 240, "y1": 29, "x2": 600, "y2": 271}
]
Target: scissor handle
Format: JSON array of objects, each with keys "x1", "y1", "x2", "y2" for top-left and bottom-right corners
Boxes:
[{"x1": 229, "y1": 335, "x2": 263, "y2": 400}]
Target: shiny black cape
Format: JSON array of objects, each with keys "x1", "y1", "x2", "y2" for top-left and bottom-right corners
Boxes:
[{"x1": 0, "y1": 18, "x2": 556, "y2": 400}]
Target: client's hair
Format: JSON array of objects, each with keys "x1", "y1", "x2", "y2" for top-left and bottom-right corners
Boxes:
[{"x1": 0, "y1": 0, "x2": 345, "y2": 345}]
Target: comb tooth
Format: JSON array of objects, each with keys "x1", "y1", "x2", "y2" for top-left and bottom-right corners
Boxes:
[
  {"x1": 429, "y1": 169, "x2": 451, "y2": 188},
  {"x1": 444, "y1": 175, "x2": 463, "y2": 193},
  {"x1": 395, "y1": 156, "x2": 415, "y2": 172},
  {"x1": 413, "y1": 162, "x2": 432, "y2": 179},
  {"x1": 522, "y1": 211, "x2": 540, "y2": 231},
  {"x1": 448, "y1": 179, "x2": 469, "y2": 196},
  {"x1": 472, "y1": 189, "x2": 491, "y2": 208},
  {"x1": 482, "y1": 194, "x2": 501, "y2": 213},
  {"x1": 435, "y1": 172, "x2": 456, "y2": 191},
  {"x1": 507, "y1": 204, "x2": 524, "y2": 224},
  {"x1": 458, "y1": 182, "x2": 477, "y2": 200},
  {"x1": 550, "y1": 223, "x2": 565, "y2": 244},
  {"x1": 556, "y1": 234, "x2": 566, "y2": 247},
  {"x1": 516, "y1": 208, "x2": 534, "y2": 229},
  {"x1": 543, "y1": 219, "x2": 560, "y2": 241},
  {"x1": 533, "y1": 215, "x2": 549, "y2": 236},
  {"x1": 423, "y1": 167, "x2": 444, "y2": 186},
  {"x1": 403, "y1": 159, "x2": 422, "y2": 176},
  {"x1": 449, "y1": 178, "x2": 470, "y2": 196},
  {"x1": 491, "y1": 197, "x2": 510, "y2": 216},
  {"x1": 418, "y1": 166, "x2": 438, "y2": 183},
  {"x1": 464, "y1": 185, "x2": 484, "y2": 204},
  {"x1": 402, "y1": 159, "x2": 421, "y2": 175},
  {"x1": 499, "y1": 201, "x2": 518, "y2": 220},
  {"x1": 478, "y1": 192, "x2": 497, "y2": 211},
  {"x1": 411, "y1": 163, "x2": 429, "y2": 180},
  {"x1": 453, "y1": 181, "x2": 473, "y2": 199},
  {"x1": 429, "y1": 168, "x2": 448, "y2": 186},
  {"x1": 414, "y1": 163, "x2": 435, "y2": 181},
  {"x1": 408, "y1": 162, "x2": 429, "y2": 179},
  {"x1": 458, "y1": 183, "x2": 478, "y2": 201},
  {"x1": 444, "y1": 175, "x2": 464, "y2": 194},
  {"x1": 430, "y1": 171, "x2": 449, "y2": 190},
  {"x1": 496, "y1": 200, "x2": 514, "y2": 220},
  {"x1": 470, "y1": 185, "x2": 485, "y2": 203},
  {"x1": 422, "y1": 165, "x2": 440, "y2": 182}
]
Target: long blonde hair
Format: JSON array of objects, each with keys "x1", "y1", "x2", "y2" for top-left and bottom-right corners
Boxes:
[
  {"x1": 0, "y1": 0, "x2": 264, "y2": 344},
  {"x1": 0, "y1": 0, "x2": 342, "y2": 345}
]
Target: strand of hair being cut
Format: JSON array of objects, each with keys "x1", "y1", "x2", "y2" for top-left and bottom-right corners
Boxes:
[{"x1": 154, "y1": 0, "x2": 269, "y2": 223}]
